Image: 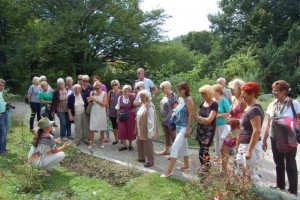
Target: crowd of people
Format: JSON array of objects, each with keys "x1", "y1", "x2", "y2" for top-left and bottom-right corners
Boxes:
[{"x1": 0, "y1": 69, "x2": 299, "y2": 196}]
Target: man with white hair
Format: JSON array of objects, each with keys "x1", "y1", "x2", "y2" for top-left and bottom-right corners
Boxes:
[
  {"x1": 217, "y1": 77, "x2": 231, "y2": 104},
  {"x1": 0, "y1": 79, "x2": 7, "y2": 156},
  {"x1": 134, "y1": 68, "x2": 158, "y2": 97}
]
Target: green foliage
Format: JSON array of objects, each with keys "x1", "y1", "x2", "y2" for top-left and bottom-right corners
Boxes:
[{"x1": 182, "y1": 31, "x2": 213, "y2": 54}]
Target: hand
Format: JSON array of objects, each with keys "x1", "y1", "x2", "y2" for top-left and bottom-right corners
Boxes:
[
  {"x1": 63, "y1": 142, "x2": 72, "y2": 149},
  {"x1": 69, "y1": 115, "x2": 74, "y2": 121},
  {"x1": 184, "y1": 129, "x2": 190, "y2": 138},
  {"x1": 245, "y1": 151, "x2": 252, "y2": 160},
  {"x1": 262, "y1": 142, "x2": 267, "y2": 152},
  {"x1": 54, "y1": 138, "x2": 62, "y2": 144}
]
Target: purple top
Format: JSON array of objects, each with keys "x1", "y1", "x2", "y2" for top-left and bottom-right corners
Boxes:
[{"x1": 108, "y1": 90, "x2": 123, "y2": 118}]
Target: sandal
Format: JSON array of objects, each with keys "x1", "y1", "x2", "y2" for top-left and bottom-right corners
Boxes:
[
  {"x1": 128, "y1": 146, "x2": 134, "y2": 151},
  {"x1": 158, "y1": 151, "x2": 170, "y2": 155}
]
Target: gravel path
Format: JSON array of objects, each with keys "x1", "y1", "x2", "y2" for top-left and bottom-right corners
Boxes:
[{"x1": 12, "y1": 102, "x2": 300, "y2": 193}]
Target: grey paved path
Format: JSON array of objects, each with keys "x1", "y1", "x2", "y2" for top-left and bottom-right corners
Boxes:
[{"x1": 12, "y1": 102, "x2": 300, "y2": 193}]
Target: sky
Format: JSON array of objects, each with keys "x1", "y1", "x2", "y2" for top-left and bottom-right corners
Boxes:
[{"x1": 140, "y1": 0, "x2": 220, "y2": 39}]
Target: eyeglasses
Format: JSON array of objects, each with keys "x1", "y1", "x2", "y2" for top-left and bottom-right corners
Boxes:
[
  {"x1": 200, "y1": 92, "x2": 206, "y2": 96},
  {"x1": 78, "y1": 79, "x2": 82, "y2": 81},
  {"x1": 272, "y1": 90, "x2": 281, "y2": 94},
  {"x1": 137, "y1": 72, "x2": 141, "y2": 74},
  {"x1": 83, "y1": 80, "x2": 88, "y2": 82},
  {"x1": 137, "y1": 87, "x2": 140, "y2": 90},
  {"x1": 111, "y1": 84, "x2": 118, "y2": 87},
  {"x1": 217, "y1": 81, "x2": 223, "y2": 84},
  {"x1": 94, "y1": 87, "x2": 100, "y2": 90}
]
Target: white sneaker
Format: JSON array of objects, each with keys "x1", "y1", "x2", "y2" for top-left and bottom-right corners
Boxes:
[
  {"x1": 160, "y1": 172, "x2": 173, "y2": 178},
  {"x1": 88, "y1": 144, "x2": 94, "y2": 150},
  {"x1": 61, "y1": 137, "x2": 68, "y2": 141},
  {"x1": 68, "y1": 135, "x2": 75, "y2": 139},
  {"x1": 100, "y1": 144, "x2": 105, "y2": 149}
]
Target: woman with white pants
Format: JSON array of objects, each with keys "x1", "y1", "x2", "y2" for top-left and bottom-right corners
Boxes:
[{"x1": 161, "y1": 82, "x2": 194, "y2": 178}]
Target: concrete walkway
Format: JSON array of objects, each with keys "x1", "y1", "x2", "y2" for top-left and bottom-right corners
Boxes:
[{"x1": 12, "y1": 102, "x2": 300, "y2": 193}]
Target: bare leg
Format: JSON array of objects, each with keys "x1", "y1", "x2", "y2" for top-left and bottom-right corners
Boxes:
[
  {"x1": 88, "y1": 131, "x2": 95, "y2": 149},
  {"x1": 164, "y1": 157, "x2": 177, "y2": 175},
  {"x1": 100, "y1": 131, "x2": 105, "y2": 146},
  {"x1": 113, "y1": 129, "x2": 118, "y2": 142},
  {"x1": 221, "y1": 144, "x2": 231, "y2": 172}
]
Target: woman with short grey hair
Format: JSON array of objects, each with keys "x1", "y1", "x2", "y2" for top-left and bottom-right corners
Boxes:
[
  {"x1": 159, "y1": 81, "x2": 178, "y2": 155},
  {"x1": 51, "y1": 78, "x2": 72, "y2": 141},
  {"x1": 135, "y1": 89, "x2": 159, "y2": 167},
  {"x1": 66, "y1": 76, "x2": 74, "y2": 96},
  {"x1": 28, "y1": 76, "x2": 41, "y2": 132}
]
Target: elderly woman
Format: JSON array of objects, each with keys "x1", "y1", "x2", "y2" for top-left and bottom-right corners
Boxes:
[
  {"x1": 212, "y1": 84, "x2": 230, "y2": 157},
  {"x1": 88, "y1": 81, "x2": 107, "y2": 149},
  {"x1": 107, "y1": 80, "x2": 123, "y2": 145},
  {"x1": 50, "y1": 78, "x2": 72, "y2": 141},
  {"x1": 67, "y1": 84, "x2": 89, "y2": 146},
  {"x1": 133, "y1": 81, "x2": 145, "y2": 112},
  {"x1": 221, "y1": 78, "x2": 246, "y2": 172},
  {"x1": 28, "y1": 76, "x2": 41, "y2": 132},
  {"x1": 237, "y1": 82, "x2": 264, "y2": 185},
  {"x1": 115, "y1": 85, "x2": 136, "y2": 151},
  {"x1": 39, "y1": 81, "x2": 53, "y2": 119},
  {"x1": 135, "y1": 90, "x2": 159, "y2": 167},
  {"x1": 263, "y1": 80, "x2": 299, "y2": 195},
  {"x1": 81, "y1": 75, "x2": 94, "y2": 98},
  {"x1": 159, "y1": 81, "x2": 178, "y2": 155},
  {"x1": 161, "y1": 82, "x2": 194, "y2": 178},
  {"x1": 195, "y1": 85, "x2": 218, "y2": 172},
  {"x1": 66, "y1": 76, "x2": 74, "y2": 96}
]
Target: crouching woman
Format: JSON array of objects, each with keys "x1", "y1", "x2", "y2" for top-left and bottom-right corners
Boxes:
[{"x1": 28, "y1": 117, "x2": 71, "y2": 174}]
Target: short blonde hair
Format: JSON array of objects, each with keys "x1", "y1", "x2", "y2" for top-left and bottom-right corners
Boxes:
[
  {"x1": 212, "y1": 84, "x2": 223, "y2": 95},
  {"x1": 123, "y1": 85, "x2": 132, "y2": 92},
  {"x1": 40, "y1": 81, "x2": 48, "y2": 88},
  {"x1": 32, "y1": 76, "x2": 40, "y2": 85},
  {"x1": 160, "y1": 81, "x2": 171, "y2": 90},
  {"x1": 110, "y1": 80, "x2": 120, "y2": 87},
  {"x1": 93, "y1": 81, "x2": 102, "y2": 88},
  {"x1": 82, "y1": 75, "x2": 90, "y2": 81},
  {"x1": 199, "y1": 85, "x2": 215, "y2": 99},
  {"x1": 228, "y1": 78, "x2": 245, "y2": 91}
]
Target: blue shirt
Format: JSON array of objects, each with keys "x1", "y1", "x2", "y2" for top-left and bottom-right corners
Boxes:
[{"x1": 28, "y1": 85, "x2": 40, "y2": 103}]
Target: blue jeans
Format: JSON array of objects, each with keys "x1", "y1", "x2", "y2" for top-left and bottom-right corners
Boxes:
[
  {"x1": 0, "y1": 112, "x2": 7, "y2": 154},
  {"x1": 57, "y1": 112, "x2": 71, "y2": 138},
  {"x1": 30, "y1": 102, "x2": 41, "y2": 130}
]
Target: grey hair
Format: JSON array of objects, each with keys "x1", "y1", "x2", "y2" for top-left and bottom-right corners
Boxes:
[
  {"x1": 0, "y1": 79, "x2": 5, "y2": 84},
  {"x1": 82, "y1": 75, "x2": 89, "y2": 81},
  {"x1": 40, "y1": 75, "x2": 47, "y2": 81},
  {"x1": 228, "y1": 78, "x2": 245, "y2": 91},
  {"x1": 73, "y1": 84, "x2": 81, "y2": 90},
  {"x1": 110, "y1": 80, "x2": 120, "y2": 87},
  {"x1": 160, "y1": 81, "x2": 171, "y2": 90},
  {"x1": 139, "y1": 89, "x2": 152, "y2": 101},
  {"x1": 137, "y1": 68, "x2": 145, "y2": 74},
  {"x1": 57, "y1": 78, "x2": 65, "y2": 85},
  {"x1": 123, "y1": 85, "x2": 132, "y2": 92},
  {"x1": 77, "y1": 74, "x2": 83, "y2": 79},
  {"x1": 32, "y1": 76, "x2": 40, "y2": 84},
  {"x1": 135, "y1": 81, "x2": 145, "y2": 88},
  {"x1": 217, "y1": 77, "x2": 226, "y2": 84},
  {"x1": 66, "y1": 76, "x2": 73, "y2": 83}
]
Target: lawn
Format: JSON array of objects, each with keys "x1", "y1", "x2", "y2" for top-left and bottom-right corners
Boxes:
[{"x1": 0, "y1": 124, "x2": 189, "y2": 200}]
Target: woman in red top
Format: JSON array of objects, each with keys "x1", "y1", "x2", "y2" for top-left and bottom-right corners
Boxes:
[{"x1": 221, "y1": 78, "x2": 247, "y2": 172}]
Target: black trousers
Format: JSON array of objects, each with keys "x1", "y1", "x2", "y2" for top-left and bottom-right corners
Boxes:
[{"x1": 271, "y1": 137, "x2": 298, "y2": 195}]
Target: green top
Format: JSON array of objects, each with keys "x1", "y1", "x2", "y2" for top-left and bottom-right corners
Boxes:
[
  {"x1": 216, "y1": 97, "x2": 230, "y2": 126},
  {"x1": 0, "y1": 92, "x2": 5, "y2": 113},
  {"x1": 38, "y1": 91, "x2": 53, "y2": 110}
]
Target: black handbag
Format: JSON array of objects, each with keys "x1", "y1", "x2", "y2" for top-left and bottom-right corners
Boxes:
[{"x1": 119, "y1": 110, "x2": 129, "y2": 121}]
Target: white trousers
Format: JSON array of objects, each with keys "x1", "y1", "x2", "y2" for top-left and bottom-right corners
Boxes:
[
  {"x1": 236, "y1": 141, "x2": 262, "y2": 184},
  {"x1": 170, "y1": 126, "x2": 189, "y2": 158},
  {"x1": 32, "y1": 152, "x2": 65, "y2": 171},
  {"x1": 214, "y1": 125, "x2": 226, "y2": 156}
]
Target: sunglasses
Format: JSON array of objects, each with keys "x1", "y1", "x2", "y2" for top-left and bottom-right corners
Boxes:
[
  {"x1": 200, "y1": 92, "x2": 206, "y2": 96},
  {"x1": 78, "y1": 79, "x2": 82, "y2": 81},
  {"x1": 111, "y1": 84, "x2": 118, "y2": 87},
  {"x1": 83, "y1": 80, "x2": 89, "y2": 82},
  {"x1": 137, "y1": 72, "x2": 141, "y2": 74},
  {"x1": 137, "y1": 87, "x2": 140, "y2": 90},
  {"x1": 94, "y1": 87, "x2": 100, "y2": 90},
  {"x1": 272, "y1": 90, "x2": 281, "y2": 94}
]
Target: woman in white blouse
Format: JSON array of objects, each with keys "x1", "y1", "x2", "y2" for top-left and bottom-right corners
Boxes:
[{"x1": 135, "y1": 90, "x2": 159, "y2": 167}]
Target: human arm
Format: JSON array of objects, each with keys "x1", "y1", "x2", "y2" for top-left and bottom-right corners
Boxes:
[
  {"x1": 262, "y1": 115, "x2": 271, "y2": 152},
  {"x1": 53, "y1": 141, "x2": 71, "y2": 153},
  {"x1": 92, "y1": 93, "x2": 107, "y2": 106},
  {"x1": 217, "y1": 98, "x2": 230, "y2": 118},
  {"x1": 68, "y1": 109, "x2": 73, "y2": 121},
  {"x1": 245, "y1": 115, "x2": 262, "y2": 160},
  {"x1": 147, "y1": 106, "x2": 155, "y2": 139},
  {"x1": 133, "y1": 94, "x2": 142, "y2": 107},
  {"x1": 185, "y1": 98, "x2": 194, "y2": 138},
  {"x1": 152, "y1": 85, "x2": 158, "y2": 97}
]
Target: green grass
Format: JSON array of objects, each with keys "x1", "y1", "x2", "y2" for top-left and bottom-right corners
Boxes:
[{"x1": 0, "y1": 123, "x2": 189, "y2": 200}]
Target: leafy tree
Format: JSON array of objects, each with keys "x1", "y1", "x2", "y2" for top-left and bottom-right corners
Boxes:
[{"x1": 181, "y1": 31, "x2": 213, "y2": 54}]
